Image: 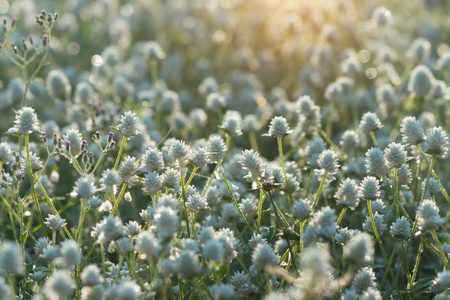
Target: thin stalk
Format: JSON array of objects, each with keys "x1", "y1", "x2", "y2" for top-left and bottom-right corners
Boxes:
[
  {"x1": 218, "y1": 161, "x2": 252, "y2": 233},
  {"x1": 200, "y1": 164, "x2": 219, "y2": 197},
  {"x1": 401, "y1": 241, "x2": 413, "y2": 288},
  {"x1": 431, "y1": 229, "x2": 450, "y2": 270},
  {"x1": 277, "y1": 137, "x2": 293, "y2": 207},
  {"x1": 312, "y1": 173, "x2": 328, "y2": 210},
  {"x1": 179, "y1": 171, "x2": 191, "y2": 238},
  {"x1": 319, "y1": 129, "x2": 345, "y2": 158},
  {"x1": 76, "y1": 198, "x2": 86, "y2": 246},
  {"x1": 26, "y1": 135, "x2": 48, "y2": 238},
  {"x1": 285, "y1": 132, "x2": 305, "y2": 160},
  {"x1": 393, "y1": 167, "x2": 399, "y2": 218},
  {"x1": 177, "y1": 166, "x2": 198, "y2": 202},
  {"x1": 337, "y1": 208, "x2": 347, "y2": 225},
  {"x1": 110, "y1": 183, "x2": 127, "y2": 216},
  {"x1": 90, "y1": 150, "x2": 106, "y2": 175},
  {"x1": 100, "y1": 244, "x2": 107, "y2": 287},
  {"x1": 416, "y1": 145, "x2": 450, "y2": 203},
  {"x1": 411, "y1": 239, "x2": 424, "y2": 283},
  {"x1": 249, "y1": 131, "x2": 260, "y2": 154},
  {"x1": 114, "y1": 136, "x2": 126, "y2": 170},
  {"x1": 380, "y1": 241, "x2": 399, "y2": 289},
  {"x1": 34, "y1": 175, "x2": 73, "y2": 240},
  {"x1": 368, "y1": 200, "x2": 402, "y2": 299},
  {"x1": 257, "y1": 188, "x2": 264, "y2": 232},
  {"x1": 0, "y1": 193, "x2": 36, "y2": 242},
  {"x1": 370, "y1": 131, "x2": 378, "y2": 147}
]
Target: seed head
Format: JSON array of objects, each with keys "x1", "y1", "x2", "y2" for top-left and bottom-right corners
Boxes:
[
  {"x1": 73, "y1": 176, "x2": 97, "y2": 199},
  {"x1": 360, "y1": 176, "x2": 380, "y2": 200},
  {"x1": 344, "y1": 232, "x2": 374, "y2": 266},
  {"x1": 268, "y1": 116, "x2": 291, "y2": 138},
  {"x1": 417, "y1": 199, "x2": 445, "y2": 231},
  {"x1": 309, "y1": 206, "x2": 337, "y2": 238},
  {"x1": 239, "y1": 149, "x2": 265, "y2": 180},
  {"x1": 390, "y1": 216, "x2": 411, "y2": 240},
  {"x1": 45, "y1": 214, "x2": 67, "y2": 231},
  {"x1": 384, "y1": 143, "x2": 407, "y2": 169},
  {"x1": 0, "y1": 241, "x2": 24, "y2": 275},
  {"x1": 291, "y1": 198, "x2": 312, "y2": 221},
  {"x1": 408, "y1": 65, "x2": 435, "y2": 97},
  {"x1": 140, "y1": 147, "x2": 164, "y2": 172},
  {"x1": 206, "y1": 136, "x2": 227, "y2": 163},
  {"x1": 359, "y1": 112, "x2": 382, "y2": 132},
  {"x1": 117, "y1": 111, "x2": 141, "y2": 138},
  {"x1": 47, "y1": 69, "x2": 71, "y2": 99},
  {"x1": 422, "y1": 126, "x2": 448, "y2": 158},
  {"x1": 401, "y1": 116, "x2": 424, "y2": 145},
  {"x1": 363, "y1": 212, "x2": 387, "y2": 235},
  {"x1": 252, "y1": 243, "x2": 279, "y2": 269},
  {"x1": 8, "y1": 107, "x2": 40, "y2": 135},
  {"x1": 334, "y1": 178, "x2": 362, "y2": 209}
]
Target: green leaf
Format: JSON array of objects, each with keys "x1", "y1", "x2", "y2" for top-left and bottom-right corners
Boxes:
[
  {"x1": 110, "y1": 126, "x2": 119, "y2": 131},
  {"x1": 411, "y1": 277, "x2": 433, "y2": 293}
]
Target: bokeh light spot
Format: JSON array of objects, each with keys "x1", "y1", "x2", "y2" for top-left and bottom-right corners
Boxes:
[{"x1": 91, "y1": 54, "x2": 103, "y2": 66}]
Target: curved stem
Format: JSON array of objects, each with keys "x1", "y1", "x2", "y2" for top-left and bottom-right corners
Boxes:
[
  {"x1": 179, "y1": 170, "x2": 191, "y2": 238},
  {"x1": 312, "y1": 173, "x2": 327, "y2": 210},
  {"x1": 26, "y1": 135, "x2": 48, "y2": 238},
  {"x1": 114, "y1": 136, "x2": 126, "y2": 170},
  {"x1": 34, "y1": 175, "x2": 73, "y2": 240},
  {"x1": 368, "y1": 200, "x2": 402, "y2": 299},
  {"x1": 431, "y1": 229, "x2": 450, "y2": 270},
  {"x1": 218, "y1": 161, "x2": 252, "y2": 233},
  {"x1": 277, "y1": 137, "x2": 293, "y2": 207}
]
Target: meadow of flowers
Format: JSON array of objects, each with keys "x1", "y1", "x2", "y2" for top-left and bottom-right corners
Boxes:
[{"x1": 0, "y1": 0, "x2": 449, "y2": 299}]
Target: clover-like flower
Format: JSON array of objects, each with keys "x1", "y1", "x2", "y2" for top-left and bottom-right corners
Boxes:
[
  {"x1": 267, "y1": 116, "x2": 292, "y2": 138},
  {"x1": 117, "y1": 111, "x2": 141, "y2": 138},
  {"x1": 8, "y1": 107, "x2": 40, "y2": 135}
]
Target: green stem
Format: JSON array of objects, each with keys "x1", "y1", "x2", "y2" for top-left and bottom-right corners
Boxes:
[
  {"x1": 201, "y1": 164, "x2": 219, "y2": 197},
  {"x1": 77, "y1": 198, "x2": 86, "y2": 246},
  {"x1": 26, "y1": 135, "x2": 48, "y2": 238},
  {"x1": 249, "y1": 131, "x2": 260, "y2": 154},
  {"x1": 34, "y1": 175, "x2": 73, "y2": 240},
  {"x1": 177, "y1": 166, "x2": 198, "y2": 202},
  {"x1": 393, "y1": 167, "x2": 399, "y2": 218},
  {"x1": 337, "y1": 208, "x2": 347, "y2": 225},
  {"x1": 319, "y1": 129, "x2": 345, "y2": 157},
  {"x1": 100, "y1": 244, "x2": 107, "y2": 287},
  {"x1": 110, "y1": 183, "x2": 127, "y2": 215},
  {"x1": 431, "y1": 229, "x2": 450, "y2": 270},
  {"x1": 368, "y1": 200, "x2": 402, "y2": 299},
  {"x1": 0, "y1": 193, "x2": 36, "y2": 242},
  {"x1": 114, "y1": 136, "x2": 126, "y2": 170},
  {"x1": 416, "y1": 145, "x2": 450, "y2": 203},
  {"x1": 411, "y1": 239, "x2": 424, "y2": 283},
  {"x1": 285, "y1": 132, "x2": 305, "y2": 160},
  {"x1": 277, "y1": 137, "x2": 293, "y2": 207},
  {"x1": 180, "y1": 170, "x2": 191, "y2": 238},
  {"x1": 257, "y1": 188, "x2": 264, "y2": 232},
  {"x1": 312, "y1": 173, "x2": 327, "y2": 210},
  {"x1": 401, "y1": 241, "x2": 413, "y2": 288},
  {"x1": 370, "y1": 131, "x2": 378, "y2": 148},
  {"x1": 218, "y1": 161, "x2": 252, "y2": 233}
]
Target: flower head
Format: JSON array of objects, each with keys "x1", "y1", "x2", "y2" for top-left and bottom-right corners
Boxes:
[
  {"x1": 267, "y1": 116, "x2": 291, "y2": 137},
  {"x1": 117, "y1": 111, "x2": 141, "y2": 138},
  {"x1": 422, "y1": 126, "x2": 448, "y2": 158},
  {"x1": 8, "y1": 107, "x2": 40, "y2": 135}
]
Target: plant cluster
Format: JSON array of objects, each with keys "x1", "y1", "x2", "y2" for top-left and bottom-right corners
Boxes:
[{"x1": 0, "y1": 1, "x2": 449, "y2": 299}]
